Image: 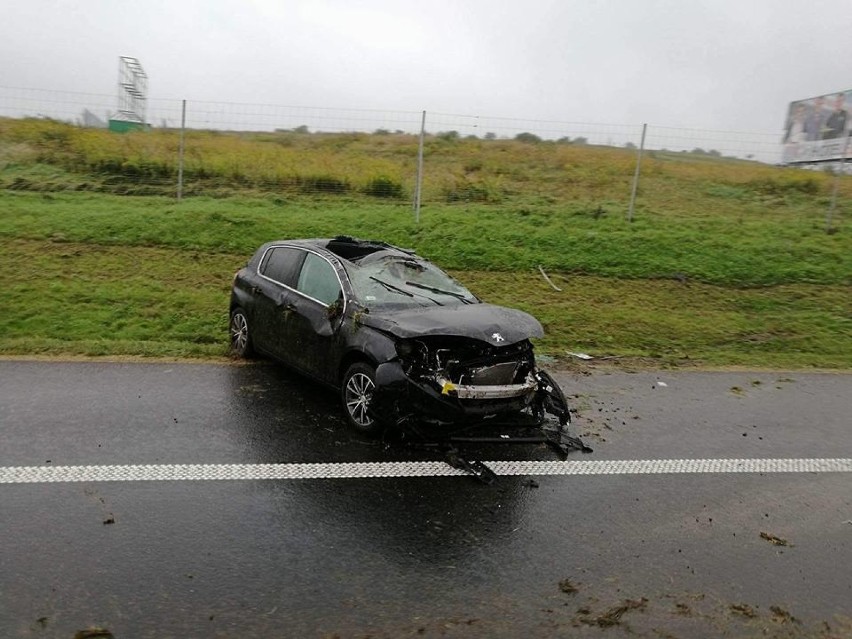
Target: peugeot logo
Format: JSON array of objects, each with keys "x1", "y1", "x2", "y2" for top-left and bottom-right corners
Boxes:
[{"x1": 492, "y1": 332, "x2": 505, "y2": 343}]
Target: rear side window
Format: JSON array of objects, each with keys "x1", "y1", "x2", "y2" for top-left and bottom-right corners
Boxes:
[
  {"x1": 260, "y1": 247, "x2": 305, "y2": 287},
  {"x1": 297, "y1": 253, "x2": 341, "y2": 305}
]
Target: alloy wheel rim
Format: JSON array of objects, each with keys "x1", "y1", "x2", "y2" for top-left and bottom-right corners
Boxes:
[
  {"x1": 230, "y1": 314, "x2": 248, "y2": 352},
  {"x1": 345, "y1": 372, "x2": 375, "y2": 427}
]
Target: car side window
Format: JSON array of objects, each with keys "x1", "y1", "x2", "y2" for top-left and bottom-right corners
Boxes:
[
  {"x1": 297, "y1": 253, "x2": 341, "y2": 306},
  {"x1": 260, "y1": 247, "x2": 305, "y2": 287}
]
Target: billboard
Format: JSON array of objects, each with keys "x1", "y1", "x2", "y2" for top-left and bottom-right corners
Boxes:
[{"x1": 782, "y1": 89, "x2": 852, "y2": 164}]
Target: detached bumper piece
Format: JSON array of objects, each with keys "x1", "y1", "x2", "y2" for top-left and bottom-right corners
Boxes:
[{"x1": 445, "y1": 450, "x2": 498, "y2": 485}]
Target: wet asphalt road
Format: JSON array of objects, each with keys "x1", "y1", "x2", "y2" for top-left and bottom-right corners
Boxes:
[{"x1": 1, "y1": 360, "x2": 851, "y2": 638}]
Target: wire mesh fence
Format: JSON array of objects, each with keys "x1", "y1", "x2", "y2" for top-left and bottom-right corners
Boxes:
[{"x1": 1, "y1": 84, "x2": 848, "y2": 228}]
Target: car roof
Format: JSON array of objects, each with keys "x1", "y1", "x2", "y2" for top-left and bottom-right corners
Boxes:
[{"x1": 257, "y1": 236, "x2": 417, "y2": 264}]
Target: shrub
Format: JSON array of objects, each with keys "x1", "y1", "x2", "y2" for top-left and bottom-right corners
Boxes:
[
  {"x1": 299, "y1": 175, "x2": 350, "y2": 194},
  {"x1": 443, "y1": 179, "x2": 500, "y2": 203},
  {"x1": 747, "y1": 176, "x2": 820, "y2": 195},
  {"x1": 362, "y1": 176, "x2": 404, "y2": 198},
  {"x1": 515, "y1": 132, "x2": 541, "y2": 144}
]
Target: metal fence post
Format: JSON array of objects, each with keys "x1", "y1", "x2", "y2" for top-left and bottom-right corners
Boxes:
[
  {"x1": 414, "y1": 110, "x2": 426, "y2": 223},
  {"x1": 177, "y1": 99, "x2": 186, "y2": 201},
  {"x1": 826, "y1": 136, "x2": 849, "y2": 233},
  {"x1": 627, "y1": 123, "x2": 647, "y2": 223}
]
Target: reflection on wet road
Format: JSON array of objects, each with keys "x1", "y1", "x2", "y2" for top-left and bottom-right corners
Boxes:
[{"x1": 1, "y1": 361, "x2": 850, "y2": 638}]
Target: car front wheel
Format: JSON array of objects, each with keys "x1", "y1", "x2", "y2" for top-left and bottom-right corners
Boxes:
[
  {"x1": 229, "y1": 307, "x2": 253, "y2": 358},
  {"x1": 341, "y1": 362, "x2": 383, "y2": 435}
]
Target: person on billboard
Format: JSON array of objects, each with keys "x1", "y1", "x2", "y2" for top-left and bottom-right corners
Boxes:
[
  {"x1": 784, "y1": 103, "x2": 807, "y2": 144},
  {"x1": 823, "y1": 93, "x2": 848, "y2": 139},
  {"x1": 803, "y1": 96, "x2": 828, "y2": 141}
]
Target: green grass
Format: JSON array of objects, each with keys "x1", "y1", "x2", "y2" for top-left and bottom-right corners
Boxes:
[
  {"x1": 0, "y1": 198, "x2": 849, "y2": 368},
  {"x1": 1, "y1": 191, "x2": 849, "y2": 287},
  {"x1": 1, "y1": 117, "x2": 850, "y2": 369}
]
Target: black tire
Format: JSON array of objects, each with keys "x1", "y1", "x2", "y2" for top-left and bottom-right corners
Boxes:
[
  {"x1": 229, "y1": 307, "x2": 254, "y2": 358},
  {"x1": 341, "y1": 362, "x2": 383, "y2": 435}
]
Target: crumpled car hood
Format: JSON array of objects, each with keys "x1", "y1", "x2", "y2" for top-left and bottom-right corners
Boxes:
[{"x1": 358, "y1": 303, "x2": 544, "y2": 344}]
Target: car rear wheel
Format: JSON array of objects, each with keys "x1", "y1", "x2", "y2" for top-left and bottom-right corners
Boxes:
[
  {"x1": 229, "y1": 307, "x2": 253, "y2": 358},
  {"x1": 341, "y1": 362, "x2": 382, "y2": 435}
]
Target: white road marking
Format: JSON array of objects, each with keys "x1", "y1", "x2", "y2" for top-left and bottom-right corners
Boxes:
[{"x1": 1, "y1": 458, "x2": 851, "y2": 484}]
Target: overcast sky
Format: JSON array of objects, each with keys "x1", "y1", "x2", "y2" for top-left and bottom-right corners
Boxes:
[{"x1": 2, "y1": 0, "x2": 851, "y2": 134}]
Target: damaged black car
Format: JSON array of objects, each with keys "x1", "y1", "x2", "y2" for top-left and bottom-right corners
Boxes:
[{"x1": 229, "y1": 236, "x2": 584, "y2": 450}]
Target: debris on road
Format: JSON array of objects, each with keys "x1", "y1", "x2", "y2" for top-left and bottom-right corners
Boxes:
[
  {"x1": 558, "y1": 578, "x2": 579, "y2": 594},
  {"x1": 74, "y1": 629, "x2": 114, "y2": 639},
  {"x1": 730, "y1": 603, "x2": 757, "y2": 618},
  {"x1": 770, "y1": 605, "x2": 801, "y2": 625},
  {"x1": 760, "y1": 532, "x2": 791, "y2": 546},
  {"x1": 577, "y1": 597, "x2": 649, "y2": 628}
]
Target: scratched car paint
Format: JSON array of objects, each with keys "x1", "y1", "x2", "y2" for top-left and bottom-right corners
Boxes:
[{"x1": 229, "y1": 236, "x2": 580, "y2": 445}]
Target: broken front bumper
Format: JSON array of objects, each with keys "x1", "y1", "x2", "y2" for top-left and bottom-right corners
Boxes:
[
  {"x1": 372, "y1": 361, "x2": 578, "y2": 427},
  {"x1": 436, "y1": 374, "x2": 538, "y2": 400},
  {"x1": 371, "y1": 362, "x2": 591, "y2": 482},
  {"x1": 372, "y1": 360, "x2": 535, "y2": 423}
]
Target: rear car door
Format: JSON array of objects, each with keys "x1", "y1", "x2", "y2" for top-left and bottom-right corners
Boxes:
[{"x1": 252, "y1": 246, "x2": 305, "y2": 360}]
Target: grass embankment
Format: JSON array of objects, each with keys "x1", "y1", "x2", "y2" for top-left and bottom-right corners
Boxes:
[
  {"x1": 1, "y1": 117, "x2": 850, "y2": 368},
  {"x1": 1, "y1": 191, "x2": 849, "y2": 369}
]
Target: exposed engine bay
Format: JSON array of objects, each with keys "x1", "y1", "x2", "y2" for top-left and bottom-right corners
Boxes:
[{"x1": 400, "y1": 335, "x2": 536, "y2": 396}]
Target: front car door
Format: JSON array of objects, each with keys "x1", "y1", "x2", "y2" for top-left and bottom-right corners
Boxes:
[{"x1": 286, "y1": 251, "x2": 345, "y2": 384}]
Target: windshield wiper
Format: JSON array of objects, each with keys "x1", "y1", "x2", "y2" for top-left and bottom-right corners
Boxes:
[
  {"x1": 369, "y1": 276, "x2": 414, "y2": 297},
  {"x1": 405, "y1": 281, "x2": 474, "y2": 304}
]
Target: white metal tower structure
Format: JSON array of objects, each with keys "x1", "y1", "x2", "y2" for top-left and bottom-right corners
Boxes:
[{"x1": 117, "y1": 56, "x2": 148, "y2": 124}]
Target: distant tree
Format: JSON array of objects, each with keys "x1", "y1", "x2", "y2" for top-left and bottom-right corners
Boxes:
[
  {"x1": 556, "y1": 136, "x2": 572, "y2": 145},
  {"x1": 573, "y1": 136, "x2": 588, "y2": 145},
  {"x1": 437, "y1": 130, "x2": 459, "y2": 141},
  {"x1": 691, "y1": 147, "x2": 707, "y2": 155},
  {"x1": 625, "y1": 141, "x2": 637, "y2": 149},
  {"x1": 707, "y1": 149, "x2": 721, "y2": 157},
  {"x1": 515, "y1": 132, "x2": 542, "y2": 143},
  {"x1": 484, "y1": 132, "x2": 497, "y2": 140},
  {"x1": 465, "y1": 134, "x2": 478, "y2": 140},
  {"x1": 373, "y1": 128, "x2": 390, "y2": 135},
  {"x1": 293, "y1": 125, "x2": 310, "y2": 134}
]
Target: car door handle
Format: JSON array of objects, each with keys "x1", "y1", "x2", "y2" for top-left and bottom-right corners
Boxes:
[{"x1": 250, "y1": 286, "x2": 261, "y2": 295}]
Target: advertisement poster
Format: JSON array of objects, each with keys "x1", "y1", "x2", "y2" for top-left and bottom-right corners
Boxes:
[{"x1": 782, "y1": 89, "x2": 852, "y2": 163}]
